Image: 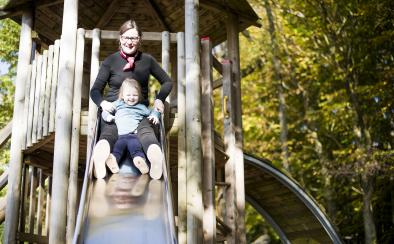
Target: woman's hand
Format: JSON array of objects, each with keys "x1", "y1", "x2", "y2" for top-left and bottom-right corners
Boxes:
[
  {"x1": 100, "y1": 100, "x2": 115, "y2": 113},
  {"x1": 148, "y1": 115, "x2": 159, "y2": 125},
  {"x1": 154, "y1": 99, "x2": 164, "y2": 113}
]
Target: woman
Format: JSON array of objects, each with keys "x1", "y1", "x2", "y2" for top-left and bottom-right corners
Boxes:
[{"x1": 90, "y1": 19, "x2": 173, "y2": 180}]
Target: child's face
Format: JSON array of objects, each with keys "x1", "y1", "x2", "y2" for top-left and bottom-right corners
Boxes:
[{"x1": 122, "y1": 87, "x2": 139, "y2": 106}]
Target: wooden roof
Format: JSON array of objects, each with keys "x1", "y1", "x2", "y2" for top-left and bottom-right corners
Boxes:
[{"x1": 1, "y1": 0, "x2": 259, "y2": 60}]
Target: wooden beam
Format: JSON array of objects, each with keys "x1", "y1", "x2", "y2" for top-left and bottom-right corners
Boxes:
[
  {"x1": 49, "y1": 0, "x2": 78, "y2": 242},
  {"x1": 176, "y1": 31, "x2": 187, "y2": 244},
  {"x1": 95, "y1": 0, "x2": 119, "y2": 28},
  {"x1": 0, "y1": 169, "x2": 8, "y2": 191},
  {"x1": 144, "y1": 0, "x2": 172, "y2": 31},
  {"x1": 212, "y1": 56, "x2": 223, "y2": 75},
  {"x1": 185, "y1": 0, "x2": 203, "y2": 242},
  {"x1": 201, "y1": 37, "x2": 216, "y2": 243},
  {"x1": 0, "y1": 121, "x2": 12, "y2": 148},
  {"x1": 85, "y1": 30, "x2": 177, "y2": 42},
  {"x1": 3, "y1": 10, "x2": 33, "y2": 244},
  {"x1": 199, "y1": 0, "x2": 260, "y2": 27}
]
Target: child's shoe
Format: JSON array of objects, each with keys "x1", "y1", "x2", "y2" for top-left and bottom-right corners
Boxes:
[
  {"x1": 133, "y1": 156, "x2": 149, "y2": 174},
  {"x1": 92, "y1": 139, "x2": 110, "y2": 179},
  {"x1": 106, "y1": 153, "x2": 119, "y2": 174},
  {"x1": 147, "y1": 144, "x2": 163, "y2": 180}
]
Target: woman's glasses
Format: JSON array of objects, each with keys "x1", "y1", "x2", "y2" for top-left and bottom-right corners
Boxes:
[{"x1": 121, "y1": 35, "x2": 140, "y2": 42}]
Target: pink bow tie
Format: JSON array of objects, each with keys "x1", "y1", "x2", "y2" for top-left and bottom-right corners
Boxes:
[{"x1": 120, "y1": 51, "x2": 138, "y2": 71}]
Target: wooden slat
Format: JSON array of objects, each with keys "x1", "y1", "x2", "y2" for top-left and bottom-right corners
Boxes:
[
  {"x1": 43, "y1": 45, "x2": 54, "y2": 137},
  {"x1": 18, "y1": 164, "x2": 29, "y2": 234},
  {"x1": 32, "y1": 54, "x2": 43, "y2": 144},
  {"x1": 49, "y1": 40, "x2": 60, "y2": 133},
  {"x1": 36, "y1": 169, "x2": 45, "y2": 236},
  {"x1": 28, "y1": 166, "x2": 38, "y2": 235},
  {"x1": 22, "y1": 64, "x2": 32, "y2": 149},
  {"x1": 44, "y1": 177, "x2": 52, "y2": 236},
  {"x1": 17, "y1": 232, "x2": 49, "y2": 244},
  {"x1": 27, "y1": 59, "x2": 37, "y2": 147},
  {"x1": 37, "y1": 50, "x2": 48, "y2": 140}
]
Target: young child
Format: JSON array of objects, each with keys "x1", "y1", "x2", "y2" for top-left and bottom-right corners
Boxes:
[{"x1": 99, "y1": 78, "x2": 161, "y2": 178}]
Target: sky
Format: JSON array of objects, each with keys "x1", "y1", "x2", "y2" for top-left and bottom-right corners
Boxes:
[{"x1": 0, "y1": 61, "x2": 9, "y2": 75}]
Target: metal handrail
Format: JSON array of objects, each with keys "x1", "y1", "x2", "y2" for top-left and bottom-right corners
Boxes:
[{"x1": 72, "y1": 115, "x2": 99, "y2": 244}]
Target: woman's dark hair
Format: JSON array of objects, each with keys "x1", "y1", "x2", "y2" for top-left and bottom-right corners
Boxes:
[{"x1": 119, "y1": 19, "x2": 142, "y2": 37}]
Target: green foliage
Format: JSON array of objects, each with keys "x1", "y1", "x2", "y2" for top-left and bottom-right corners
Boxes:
[{"x1": 239, "y1": 0, "x2": 394, "y2": 242}]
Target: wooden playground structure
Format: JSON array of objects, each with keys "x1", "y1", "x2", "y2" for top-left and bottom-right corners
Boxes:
[{"x1": 0, "y1": 0, "x2": 342, "y2": 243}]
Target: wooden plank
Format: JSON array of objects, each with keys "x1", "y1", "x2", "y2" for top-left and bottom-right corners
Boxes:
[
  {"x1": 18, "y1": 164, "x2": 29, "y2": 234},
  {"x1": 95, "y1": 0, "x2": 120, "y2": 28},
  {"x1": 36, "y1": 169, "x2": 45, "y2": 236},
  {"x1": 227, "y1": 14, "x2": 246, "y2": 243},
  {"x1": 43, "y1": 45, "x2": 54, "y2": 137},
  {"x1": 0, "y1": 121, "x2": 12, "y2": 148},
  {"x1": 27, "y1": 59, "x2": 37, "y2": 147},
  {"x1": 0, "y1": 168, "x2": 8, "y2": 191},
  {"x1": 176, "y1": 31, "x2": 187, "y2": 244},
  {"x1": 144, "y1": 0, "x2": 172, "y2": 31},
  {"x1": 17, "y1": 232, "x2": 49, "y2": 244},
  {"x1": 3, "y1": 11, "x2": 33, "y2": 244},
  {"x1": 44, "y1": 177, "x2": 52, "y2": 236},
  {"x1": 32, "y1": 54, "x2": 43, "y2": 144},
  {"x1": 24, "y1": 133, "x2": 55, "y2": 154},
  {"x1": 185, "y1": 0, "x2": 203, "y2": 242},
  {"x1": 22, "y1": 64, "x2": 32, "y2": 149},
  {"x1": 49, "y1": 40, "x2": 60, "y2": 133},
  {"x1": 37, "y1": 50, "x2": 48, "y2": 140},
  {"x1": 212, "y1": 56, "x2": 223, "y2": 75},
  {"x1": 87, "y1": 28, "x2": 100, "y2": 157},
  {"x1": 49, "y1": 0, "x2": 78, "y2": 242},
  {"x1": 66, "y1": 28, "x2": 85, "y2": 244},
  {"x1": 28, "y1": 166, "x2": 38, "y2": 235},
  {"x1": 85, "y1": 30, "x2": 177, "y2": 43},
  {"x1": 201, "y1": 37, "x2": 216, "y2": 243}
]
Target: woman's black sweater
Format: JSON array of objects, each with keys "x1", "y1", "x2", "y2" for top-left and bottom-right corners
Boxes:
[{"x1": 90, "y1": 51, "x2": 173, "y2": 107}]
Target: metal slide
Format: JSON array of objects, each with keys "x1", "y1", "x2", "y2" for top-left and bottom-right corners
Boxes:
[{"x1": 73, "y1": 117, "x2": 177, "y2": 244}]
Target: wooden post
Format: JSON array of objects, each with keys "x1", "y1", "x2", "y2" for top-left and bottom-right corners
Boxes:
[
  {"x1": 43, "y1": 45, "x2": 54, "y2": 137},
  {"x1": 3, "y1": 10, "x2": 33, "y2": 244},
  {"x1": 226, "y1": 13, "x2": 246, "y2": 243},
  {"x1": 185, "y1": 0, "x2": 203, "y2": 242},
  {"x1": 177, "y1": 31, "x2": 187, "y2": 244},
  {"x1": 49, "y1": 0, "x2": 78, "y2": 242},
  {"x1": 201, "y1": 37, "x2": 216, "y2": 243},
  {"x1": 49, "y1": 40, "x2": 60, "y2": 133},
  {"x1": 44, "y1": 177, "x2": 52, "y2": 236},
  {"x1": 87, "y1": 28, "x2": 101, "y2": 154},
  {"x1": 67, "y1": 28, "x2": 85, "y2": 244},
  {"x1": 222, "y1": 60, "x2": 236, "y2": 244},
  {"x1": 26, "y1": 60, "x2": 37, "y2": 147},
  {"x1": 162, "y1": 31, "x2": 170, "y2": 73},
  {"x1": 37, "y1": 50, "x2": 48, "y2": 140},
  {"x1": 32, "y1": 54, "x2": 42, "y2": 144}
]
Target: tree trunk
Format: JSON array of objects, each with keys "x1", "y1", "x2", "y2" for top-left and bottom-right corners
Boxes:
[
  {"x1": 263, "y1": 0, "x2": 290, "y2": 171},
  {"x1": 361, "y1": 174, "x2": 376, "y2": 244}
]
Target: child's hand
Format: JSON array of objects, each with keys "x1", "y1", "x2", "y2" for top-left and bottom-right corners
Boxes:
[{"x1": 148, "y1": 115, "x2": 159, "y2": 125}]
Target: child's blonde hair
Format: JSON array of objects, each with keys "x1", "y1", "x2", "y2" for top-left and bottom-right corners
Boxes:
[{"x1": 119, "y1": 78, "x2": 142, "y2": 101}]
